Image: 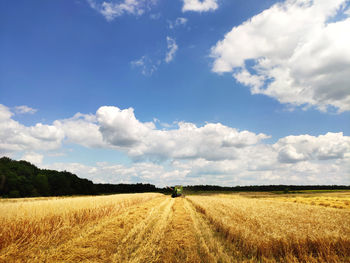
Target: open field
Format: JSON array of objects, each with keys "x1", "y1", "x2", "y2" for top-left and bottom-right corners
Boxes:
[
  {"x1": 1, "y1": 192, "x2": 350, "y2": 262},
  {"x1": 264, "y1": 191, "x2": 350, "y2": 210}
]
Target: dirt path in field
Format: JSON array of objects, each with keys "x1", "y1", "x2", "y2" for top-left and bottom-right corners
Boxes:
[
  {"x1": 40, "y1": 196, "x2": 171, "y2": 262},
  {"x1": 156, "y1": 197, "x2": 201, "y2": 263},
  {"x1": 112, "y1": 196, "x2": 235, "y2": 263},
  {"x1": 8, "y1": 196, "x2": 237, "y2": 263}
]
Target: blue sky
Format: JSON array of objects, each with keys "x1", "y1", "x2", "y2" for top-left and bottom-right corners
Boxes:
[{"x1": 1, "y1": 0, "x2": 350, "y2": 186}]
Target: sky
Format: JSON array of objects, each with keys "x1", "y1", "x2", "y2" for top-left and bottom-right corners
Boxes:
[{"x1": 1, "y1": 0, "x2": 350, "y2": 186}]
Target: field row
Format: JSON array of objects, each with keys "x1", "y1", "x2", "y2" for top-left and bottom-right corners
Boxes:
[{"x1": 1, "y1": 193, "x2": 350, "y2": 262}]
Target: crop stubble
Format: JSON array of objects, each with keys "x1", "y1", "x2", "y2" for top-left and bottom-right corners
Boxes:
[{"x1": 1, "y1": 193, "x2": 349, "y2": 262}]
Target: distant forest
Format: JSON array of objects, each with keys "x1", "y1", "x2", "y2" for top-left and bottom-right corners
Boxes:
[
  {"x1": 0, "y1": 157, "x2": 157, "y2": 198},
  {"x1": 0, "y1": 157, "x2": 349, "y2": 198}
]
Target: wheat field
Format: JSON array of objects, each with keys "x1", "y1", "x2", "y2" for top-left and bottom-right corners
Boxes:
[
  {"x1": 265, "y1": 191, "x2": 350, "y2": 210},
  {"x1": 1, "y1": 192, "x2": 350, "y2": 263}
]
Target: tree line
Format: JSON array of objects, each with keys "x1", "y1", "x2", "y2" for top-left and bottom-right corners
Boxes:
[
  {"x1": 1, "y1": 156, "x2": 349, "y2": 198},
  {"x1": 0, "y1": 157, "x2": 157, "y2": 198}
]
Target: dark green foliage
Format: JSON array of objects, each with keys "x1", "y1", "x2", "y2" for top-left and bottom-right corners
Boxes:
[
  {"x1": 0, "y1": 157, "x2": 158, "y2": 198},
  {"x1": 8, "y1": 190, "x2": 20, "y2": 198},
  {"x1": 33, "y1": 174, "x2": 50, "y2": 196},
  {"x1": 283, "y1": 187, "x2": 290, "y2": 194}
]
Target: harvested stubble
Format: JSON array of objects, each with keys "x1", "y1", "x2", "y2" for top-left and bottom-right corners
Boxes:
[
  {"x1": 0, "y1": 193, "x2": 162, "y2": 262},
  {"x1": 267, "y1": 194, "x2": 350, "y2": 210},
  {"x1": 187, "y1": 194, "x2": 350, "y2": 262},
  {"x1": 1, "y1": 193, "x2": 350, "y2": 263}
]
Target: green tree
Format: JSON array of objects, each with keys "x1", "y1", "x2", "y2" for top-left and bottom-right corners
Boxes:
[
  {"x1": 34, "y1": 174, "x2": 50, "y2": 196},
  {"x1": 9, "y1": 190, "x2": 20, "y2": 198}
]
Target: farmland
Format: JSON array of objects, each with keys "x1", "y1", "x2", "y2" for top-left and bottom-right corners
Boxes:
[{"x1": 1, "y1": 192, "x2": 350, "y2": 262}]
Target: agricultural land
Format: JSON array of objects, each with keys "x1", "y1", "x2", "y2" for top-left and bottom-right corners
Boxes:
[{"x1": 1, "y1": 191, "x2": 350, "y2": 262}]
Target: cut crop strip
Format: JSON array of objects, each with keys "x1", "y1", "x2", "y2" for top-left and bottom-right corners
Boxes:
[{"x1": 187, "y1": 195, "x2": 350, "y2": 262}]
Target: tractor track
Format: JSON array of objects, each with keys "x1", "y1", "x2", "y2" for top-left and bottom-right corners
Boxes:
[
  {"x1": 35, "y1": 196, "x2": 236, "y2": 263},
  {"x1": 1, "y1": 195, "x2": 247, "y2": 263}
]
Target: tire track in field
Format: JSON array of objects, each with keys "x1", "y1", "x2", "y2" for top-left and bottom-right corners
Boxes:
[
  {"x1": 112, "y1": 197, "x2": 174, "y2": 262},
  {"x1": 184, "y1": 198, "x2": 236, "y2": 263},
  {"x1": 186, "y1": 197, "x2": 259, "y2": 263},
  {"x1": 12, "y1": 195, "x2": 252, "y2": 263},
  {"x1": 127, "y1": 197, "x2": 242, "y2": 263},
  {"x1": 40, "y1": 196, "x2": 169, "y2": 263},
  {"x1": 155, "y1": 197, "x2": 202, "y2": 263},
  {"x1": 1, "y1": 194, "x2": 162, "y2": 263}
]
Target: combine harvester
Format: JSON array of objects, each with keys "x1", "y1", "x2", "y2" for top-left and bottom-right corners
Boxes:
[{"x1": 168, "y1": 185, "x2": 183, "y2": 198}]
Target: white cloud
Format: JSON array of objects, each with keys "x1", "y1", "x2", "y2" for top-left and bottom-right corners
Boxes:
[
  {"x1": 93, "y1": 106, "x2": 350, "y2": 185},
  {"x1": 346, "y1": 7, "x2": 350, "y2": 16},
  {"x1": 14, "y1": 105, "x2": 37, "y2": 114},
  {"x1": 97, "y1": 106, "x2": 155, "y2": 148},
  {"x1": 1, "y1": 103, "x2": 349, "y2": 186},
  {"x1": 53, "y1": 113, "x2": 107, "y2": 148},
  {"x1": 96, "y1": 106, "x2": 269, "y2": 161},
  {"x1": 87, "y1": 0, "x2": 157, "y2": 21},
  {"x1": 0, "y1": 105, "x2": 104, "y2": 157},
  {"x1": 45, "y1": 146, "x2": 350, "y2": 186},
  {"x1": 44, "y1": 161, "x2": 189, "y2": 186},
  {"x1": 0, "y1": 105, "x2": 64, "y2": 155},
  {"x1": 169, "y1": 142, "x2": 350, "y2": 186},
  {"x1": 182, "y1": 0, "x2": 218, "y2": 12},
  {"x1": 165, "y1": 36, "x2": 178, "y2": 63},
  {"x1": 274, "y1": 132, "x2": 350, "y2": 163},
  {"x1": 0, "y1": 104, "x2": 12, "y2": 121},
  {"x1": 211, "y1": 0, "x2": 350, "y2": 113},
  {"x1": 21, "y1": 152, "x2": 44, "y2": 166}
]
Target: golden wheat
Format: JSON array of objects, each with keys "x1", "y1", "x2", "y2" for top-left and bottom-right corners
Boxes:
[
  {"x1": 187, "y1": 194, "x2": 350, "y2": 262},
  {"x1": 0, "y1": 193, "x2": 162, "y2": 262},
  {"x1": 1, "y1": 193, "x2": 349, "y2": 262},
  {"x1": 265, "y1": 192, "x2": 350, "y2": 210}
]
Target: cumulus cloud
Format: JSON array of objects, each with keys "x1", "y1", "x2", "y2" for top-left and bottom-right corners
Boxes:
[
  {"x1": 44, "y1": 161, "x2": 189, "y2": 186},
  {"x1": 1, "y1": 103, "x2": 349, "y2": 185},
  {"x1": 45, "y1": 147, "x2": 350, "y2": 186},
  {"x1": 170, "y1": 142, "x2": 350, "y2": 186},
  {"x1": 211, "y1": 0, "x2": 350, "y2": 112},
  {"x1": 97, "y1": 106, "x2": 155, "y2": 148},
  {"x1": 0, "y1": 104, "x2": 12, "y2": 121},
  {"x1": 21, "y1": 152, "x2": 44, "y2": 166},
  {"x1": 165, "y1": 37, "x2": 178, "y2": 63},
  {"x1": 14, "y1": 105, "x2": 37, "y2": 115},
  {"x1": 0, "y1": 104, "x2": 268, "y2": 162},
  {"x1": 53, "y1": 113, "x2": 107, "y2": 148},
  {"x1": 0, "y1": 105, "x2": 104, "y2": 157},
  {"x1": 0, "y1": 105, "x2": 64, "y2": 156},
  {"x1": 182, "y1": 0, "x2": 218, "y2": 12},
  {"x1": 96, "y1": 106, "x2": 269, "y2": 161},
  {"x1": 274, "y1": 132, "x2": 350, "y2": 163},
  {"x1": 87, "y1": 0, "x2": 157, "y2": 21},
  {"x1": 94, "y1": 106, "x2": 350, "y2": 184},
  {"x1": 346, "y1": 7, "x2": 350, "y2": 15}
]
